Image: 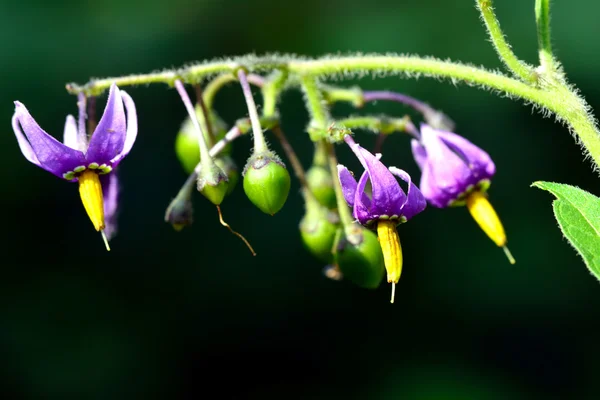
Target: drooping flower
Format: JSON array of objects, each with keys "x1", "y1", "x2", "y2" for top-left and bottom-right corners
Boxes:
[
  {"x1": 11, "y1": 83, "x2": 137, "y2": 249},
  {"x1": 411, "y1": 124, "x2": 514, "y2": 263},
  {"x1": 337, "y1": 135, "x2": 426, "y2": 302}
]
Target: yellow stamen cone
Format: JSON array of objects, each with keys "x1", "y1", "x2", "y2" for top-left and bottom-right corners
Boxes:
[
  {"x1": 78, "y1": 170, "x2": 105, "y2": 232},
  {"x1": 377, "y1": 220, "x2": 403, "y2": 303},
  {"x1": 466, "y1": 191, "x2": 515, "y2": 264}
]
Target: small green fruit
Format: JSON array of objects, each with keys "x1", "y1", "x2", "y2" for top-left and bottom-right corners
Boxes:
[
  {"x1": 306, "y1": 165, "x2": 337, "y2": 209},
  {"x1": 243, "y1": 152, "x2": 291, "y2": 215},
  {"x1": 299, "y1": 204, "x2": 340, "y2": 264},
  {"x1": 334, "y1": 226, "x2": 385, "y2": 289}
]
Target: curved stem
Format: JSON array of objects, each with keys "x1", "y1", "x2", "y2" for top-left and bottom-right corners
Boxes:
[
  {"x1": 174, "y1": 80, "x2": 212, "y2": 166},
  {"x1": 300, "y1": 75, "x2": 330, "y2": 129},
  {"x1": 476, "y1": 0, "x2": 536, "y2": 84},
  {"x1": 238, "y1": 69, "x2": 268, "y2": 153},
  {"x1": 203, "y1": 73, "x2": 265, "y2": 109},
  {"x1": 65, "y1": 54, "x2": 600, "y2": 171},
  {"x1": 535, "y1": 0, "x2": 555, "y2": 72},
  {"x1": 326, "y1": 143, "x2": 355, "y2": 228}
]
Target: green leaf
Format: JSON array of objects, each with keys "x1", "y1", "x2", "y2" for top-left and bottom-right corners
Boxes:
[{"x1": 532, "y1": 181, "x2": 600, "y2": 280}]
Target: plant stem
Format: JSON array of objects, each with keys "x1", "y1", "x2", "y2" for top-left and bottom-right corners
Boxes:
[
  {"x1": 326, "y1": 143, "x2": 355, "y2": 228},
  {"x1": 174, "y1": 80, "x2": 212, "y2": 167},
  {"x1": 535, "y1": 0, "x2": 555, "y2": 72},
  {"x1": 65, "y1": 54, "x2": 600, "y2": 171},
  {"x1": 262, "y1": 70, "x2": 288, "y2": 118},
  {"x1": 203, "y1": 73, "x2": 265, "y2": 109},
  {"x1": 336, "y1": 115, "x2": 417, "y2": 138},
  {"x1": 299, "y1": 75, "x2": 330, "y2": 129},
  {"x1": 238, "y1": 69, "x2": 268, "y2": 153},
  {"x1": 476, "y1": 0, "x2": 536, "y2": 84},
  {"x1": 194, "y1": 84, "x2": 216, "y2": 147}
]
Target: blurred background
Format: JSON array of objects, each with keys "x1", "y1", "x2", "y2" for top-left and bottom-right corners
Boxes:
[{"x1": 1, "y1": 0, "x2": 599, "y2": 398}]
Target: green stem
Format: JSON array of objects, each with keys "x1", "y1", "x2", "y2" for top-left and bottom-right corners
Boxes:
[
  {"x1": 203, "y1": 73, "x2": 265, "y2": 109},
  {"x1": 238, "y1": 69, "x2": 268, "y2": 153},
  {"x1": 65, "y1": 54, "x2": 600, "y2": 171},
  {"x1": 262, "y1": 70, "x2": 288, "y2": 118},
  {"x1": 336, "y1": 115, "x2": 414, "y2": 137},
  {"x1": 312, "y1": 140, "x2": 329, "y2": 168},
  {"x1": 299, "y1": 75, "x2": 330, "y2": 132},
  {"x1": 194, "y1": 84, "x2": 216, "y2": 147},
  {"x1": 326, "y1": 142, "x2": 355, "y2": 229},
  {"x1": 535, "y1": 0, "x2": 555, "y2": 72},
  {"x1": 476, "y1": 0, "x2": 536, "y2": 84}
]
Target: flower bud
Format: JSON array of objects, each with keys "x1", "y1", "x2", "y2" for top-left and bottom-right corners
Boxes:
[
  {"x1": 334, "y1": 226, "x2": 385, "y2": 289},
  {"x1": 299, "y1": 199, "x2": 340, "y2": 263},
  {"x1": 164, "y1": 176, "x2": 194, "y2": 231},
  {"x1": 197, "y1": 163, "x2": 229, "y2": 206},
  {"x1": 306, "y1": 165, "x2": 337, "y2": 209},
  {"x1": 243, "y1": 152, "x2": 291, "y2": 215}
]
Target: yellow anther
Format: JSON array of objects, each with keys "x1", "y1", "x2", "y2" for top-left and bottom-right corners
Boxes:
[
  {"x1": 376, "y1": 219, "x2": 403, "y2": 303},
  {"x1": 466, "y1": 191, "x2": 515, "y2": 264},
  {"x1": 78, "y1": 170, "x2": 105, "y2": 232}
]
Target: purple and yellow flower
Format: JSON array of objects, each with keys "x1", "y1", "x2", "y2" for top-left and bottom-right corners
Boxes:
[
  {"x1": 337, "y1": 135, "x2": 426, "y2": 301},
  {"x1": 411, "y1": 124, "x2": 514, "y2": 263},
  {"x1": 11, "y1": 83, "x2": 137, "y2": 249}
]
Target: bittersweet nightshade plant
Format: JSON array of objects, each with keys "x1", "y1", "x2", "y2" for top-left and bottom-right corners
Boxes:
[{"x1": 12, "y1": 0, "x2": 600, "y2": 297}]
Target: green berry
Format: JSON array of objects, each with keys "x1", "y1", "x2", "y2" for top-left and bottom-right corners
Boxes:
[
  {"x1": 306, "y1": 165, "x2": 337, "y2": 209},
  {"x1": 299, "y1": 203, "x2": 340, "y2": 263},
  {"x1": 243, "y1": 152, "x2": 291, "y2": 215},
  {"x1": 334, "y1": 226, "x2": 385, "y2": 289}
]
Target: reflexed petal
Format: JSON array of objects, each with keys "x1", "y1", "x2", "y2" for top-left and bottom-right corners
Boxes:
[
  {"x1": 434, "y1": 127, "x2": 496, "y2": 178},
  {"x1": 349, "y1": 142, "x2": 405, "y2": 217},
  {"x1": 11, "y1": 113, "x2": 39, "y2": 165},
  {"x1": 63, "y1": 115, "x2": 80, "y2": 150},
  {"x1": 110, "y1": 90, "x2": 138, "y2": 165},
  {"x1": 13, "y1": 101, "x2": 86, "y2": 178},
  {"x1": 101, "y1": 172, "x2": 119, "y2": 240},
  {"x1": 420, "y1": 124, "x2": 471, "y2": 198},
  {"x1": 353, "y1": 170, "x2": 372, "y2": 223},
  {"x1": 389, "y1": 167, "x2": 427, "y2": 220},
  {"x1": 411, "y1": 139, "x2": 427, "y2": 170},
  {"x1": 337, "y1": 164, "x2": 357, "y2": 207},
  {"x1": 86, "y1": 84, "x2": 127, "y2": 165}
]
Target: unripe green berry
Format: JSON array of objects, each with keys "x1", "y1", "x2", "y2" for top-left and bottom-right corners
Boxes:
[
  {"x1": 299, "y1": 202, "x2": 340, "y2": 264},
  {"x1": 215, "y1": 156, "x2": 239, "y2": 195},
  {"x1": 197, "y1": 164, "x2": 229, "y2": 206},
  {"x1": 306, "y1": 165, "x2": 337, "y2": 209},
  {"x1": 174, "y1": 108, "x2": 231, "y2": 174},
  {"x1": 243, "y1": 152, "x2": 291, "y2": 215},
  {"x1": 334, "y1": 226, "x2": 385, "y2": 289}
]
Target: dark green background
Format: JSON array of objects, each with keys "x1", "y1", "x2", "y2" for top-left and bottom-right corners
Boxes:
[{"x1": 1, "y1": 0, "x2": 599, "y2": 398}]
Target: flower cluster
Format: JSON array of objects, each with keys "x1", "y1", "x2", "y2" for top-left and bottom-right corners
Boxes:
[{"x1": 11, "y1": 76, "x2": 512, "y2": 302}]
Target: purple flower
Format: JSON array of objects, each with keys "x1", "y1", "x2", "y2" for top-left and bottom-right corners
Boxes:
[
  {"x1": 11, "y1": 83, "x2": 136, "y2": 244},
  {"x1": 411, "y1": 124, "x2": 495, "y2": 208},
  {"x1": 337, "y1": 136, "x2": 426, "y2": 226}
]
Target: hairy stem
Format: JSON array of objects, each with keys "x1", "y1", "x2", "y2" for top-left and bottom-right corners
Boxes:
[
  {"x1": 535, "y1": 0, "x2": 555, "y2": 72},
  {"x1": 65, "y1": 54, "x2": 600, "y2": 171},
  {"x1": 300, "y1": 75, "x2": 330, "y2": 130},
  {"x1": 476, "y1": 0, "x2": 536, "y2": 84},
  {"x1": 336, "y1": 115, "x2": 417, "y2": 139},
  {"x1": 238, "y1": 69, "x2": 268, "y2": 153}
]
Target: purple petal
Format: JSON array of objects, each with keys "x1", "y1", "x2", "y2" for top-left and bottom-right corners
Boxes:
[
  {"x1": 348, "y1": 141, "x2": 405, "y2": 218},
  {"x1": 411, "y1": 139, "x2": 427, "y2": 170},
  {"x1": 86, "y1": 84, "x2": 127, "y2": 165},
  {"x1": 13, "y1": 101, "x2": 86, "y2": 179},
  {"x1": 389, "y1": 167, "x2": 427, "y2": 220},
  {"x1": 420, "y1": 124, "x2": 471, "y2": 202},
  {"x1": 63, "y1": 115, "x2": 80, "y2": 150},
  {"x1": 434, "y1": 128, "x2": 496, "y2": 178},
  {"x1": 11, "y1": 113, "x2": 40, "y2": 165},
  {"x1": 352, "y1": 170, "x2": 373, "y2": 223},
  {"x1": 101, "y1": 172, "x2": 119, "y2": 240},
  {"x1": 337, "y1": 164, "x2": 357, "y2": 207},
  {"x1": 110, "y1": 90, "x2": 138, "y2": 165}
]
